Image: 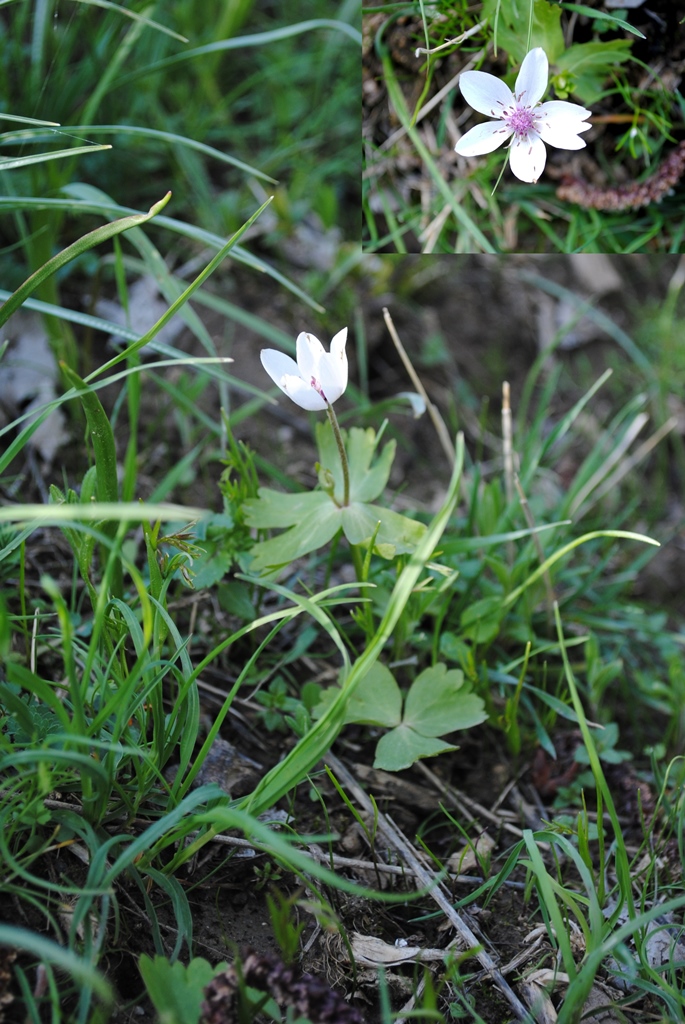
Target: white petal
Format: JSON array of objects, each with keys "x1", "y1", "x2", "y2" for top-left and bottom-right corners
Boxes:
[
  {"x1": 538, "y1": 99, "x2": 592, "y2": 122},
  {"x1": 537, "y1": 125, "x2": 588, "y2": 150},
  {"x1": 455, "y1": 121, "x2": 513, "y2": 156},
  {"x1": 509, "y1": 133, "x2": 547, "y2": 183},
  {"x1": 280, "y1": 374, "x2": 328, "y2": 411},
  {"x1": 329, "y1": 327, "x2": 348, "y2": 362},
  {"x1": 536, "y1": 102, "x2": 591, "y2": 149},
  {"x1": 261, "y1": 349, "x2": 300, "y2": 390},
  {"x1": 514, "y1": 48, "x2": 548, "y2": 107},
  {"x1": 318, "y1": 327, "x2": 348, "y2": 403},
  {"x1": 296, "y1": 332, "x2": 325, "y2": 380},
  {"x1": 459, "y1": 70, "x2": 514, "y2": 117}
]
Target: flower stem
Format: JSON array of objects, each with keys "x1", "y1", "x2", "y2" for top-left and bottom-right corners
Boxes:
[{"x1": 326, "y1": 402, "x2": 349, "y2": 507}]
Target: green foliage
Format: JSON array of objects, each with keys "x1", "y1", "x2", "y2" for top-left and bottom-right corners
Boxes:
[
  {"x1": 255, "y1": 676, "x2": 316, "y2": 736},
  {"x1": 484, "y1": 0, "x2": 564, "y2": 62},
  {"x1": 316, "y1": 662, "x2": 487, "y2": 772},
  {"x1": 266, "y1": 888, "x2": 307, "y2": 964},
  {"x1": 555, "y1": 39, "x2": 633, "y2": 105},
  {"x1": 138, "y1": 955, "x2": 222, "y2": 1024},
  {"x1": 191, "y1": 422, "x2": 260, "y2": 588},
  {"x1": 244, "y1": 421, "x2": 426, "y2": 572}
]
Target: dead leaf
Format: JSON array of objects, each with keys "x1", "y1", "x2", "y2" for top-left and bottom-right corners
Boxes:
[
  {"x1": 94, "y1": 275, "x2": 185, "y2": 352},
  {"x1": 0, "y1": 314, "x2": 68, "y2": 467},
  {"x1": 350, "y1": 933, "x2": 446, "y2": 967},
  {"x1": 446, "y1": 831, "x2": 496, "y2": 874}
]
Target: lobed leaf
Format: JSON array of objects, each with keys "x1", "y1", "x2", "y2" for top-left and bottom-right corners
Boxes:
[
  {"x1": 375, "y1": 726, "x2": 457, "y2": 772},
  {"x1": 403, "y1": 663, "x2": 487, "y2": 737}
]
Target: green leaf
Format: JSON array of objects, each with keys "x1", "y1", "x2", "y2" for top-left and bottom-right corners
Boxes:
[
  {"x1": 192, "y1": 549, "x2": 231, "y2": 589},
  {"x1": 343, "y1": 663, "x2": 403, "y2": 727},
  {"x1": 139, "y1": 955, "x2": 219, "y2": 1024},
  {"x1": 348, "y1": 429, "x2": 396, "y2": 503},
  {"x1": 460, "y1": 596, "x2": 503, "y2": 644},
  {"x1": 483, "y1": 0, "x2": 564, "y2": 63},
  {"x1": 554, "y1": 40, "x2": 633, "y2": 104},
  {"x1": 341, "y1": 502, "x2": 425, "y2": 556},
  {"x1": 0, "y1": 193, "x2": 172, "y2": 329},
  {"x1": 244, "y1": 488, "x2": 330, "y2": 529},
  {"x1": 217, "y1": 581, "x2": 257, "y2": 621},
  {"x1": 559, "y1": 4, "x2": 645, "y2": 40},
  {"x1": 374, "y1": 725, "x2": 457, "y2": 772},
  {"x1": 315, "y1": 422, "x2": 396, "y2": 504},
  {"x1": 403, "y1": 663, "x2": 487, "y2": 737},
  {"x1": 248, "y1": 503, "x2": 342, "y2": 571},
  {"x1": 439, "y1": 631, "x2": 471, "y2": 668}
]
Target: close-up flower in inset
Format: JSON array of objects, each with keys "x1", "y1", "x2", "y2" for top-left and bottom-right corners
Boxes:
[
  {"x1": 454, "y1": 47, "x2": 592, "y2": 184},
  {"x1": 261, "y1": 328, "x2": 348, "y2": 410}
]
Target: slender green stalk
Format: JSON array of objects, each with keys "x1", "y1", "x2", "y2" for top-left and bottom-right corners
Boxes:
[{"x1": 326, "y1": 402, "x2": 349, "y2": 507}]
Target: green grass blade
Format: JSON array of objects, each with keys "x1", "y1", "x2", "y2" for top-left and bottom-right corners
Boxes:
[
  {"x1": 66, "y1": 0, "x2": 188, "y2": 42},
  {"x1": 0, "y1": 192, "x2": 171, "y2": 328},
  {"x1": 1, "y1": 125, "x2": 277, "y2": 183},
  {"x1": 58, "y1": 364, "x2": 123, "y2": 598},
  {"x1": 0, "y1": 143, "x2": 111, "y2": 170},
  {"x1": 0, "y1": 502, "x2": 205, "y2": 524},
  {"x1": 114, "y1": 19, "x2": 362, "y2": 85},
  {"x1": 0, "y1": 113, "x2": 60, "y2": 126},
  {"x1": 380, "y1": 55, "x2": 496, "y2": 254},
  {"x1": 0, "y1": 926, "x2": 113, "y2": 1005}
]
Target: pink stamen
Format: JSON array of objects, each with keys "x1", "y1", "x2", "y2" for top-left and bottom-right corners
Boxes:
[
  {"x1": 505, "y1": 105, "x2": 537, "y2": 139},
  {"x1": 311, "y1": 375, "x2": 327, "y2": 401}
]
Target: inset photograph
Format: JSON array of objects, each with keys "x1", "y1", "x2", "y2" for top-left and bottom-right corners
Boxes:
[{"x1": 363, "y1": 1, "x2": 684, "y2": 252}]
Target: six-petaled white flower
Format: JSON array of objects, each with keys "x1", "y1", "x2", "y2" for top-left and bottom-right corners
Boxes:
[
  {"x1": 454, "y1": 47, "x2": 592, "y2": 184},
  {"x1": 261, "y1": 329, "x2": 348, "y2": 411}
]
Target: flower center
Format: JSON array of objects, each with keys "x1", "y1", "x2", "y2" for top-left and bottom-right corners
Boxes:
[{"x1": 506, "y1": 105, "x2": 537, "y2": 138}]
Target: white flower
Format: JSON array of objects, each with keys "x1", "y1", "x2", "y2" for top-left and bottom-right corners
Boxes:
[
  {"x1": 261, "y1": 328, "x2": 348, "y2": 411},
  {"x1": 454, "y1": 48, "x2": 592, "y2": 184}
]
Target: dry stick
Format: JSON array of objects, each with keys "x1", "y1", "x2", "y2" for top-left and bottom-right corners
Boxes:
[
  {"x1": 502, "y1": 382, "x2": 515, "y2": 507},
  {"x1": 414, "y1": 20, "x2": 486, "y2": 57},
  {"x1": 569, "y1": 412, "x2": 649, "y2": 517},
  {"x1": 382, "y1": 306, "x2": 457, "y2": 470},
  {"x1": 325, "y1": 753, "x2": 534, "y2": 1023},
  {"x1": 378, "y1": 46, "x2": 485, "y2": 153},
  {"x1": 572, "y1": 416, "x2": 677, "y2": 518}
]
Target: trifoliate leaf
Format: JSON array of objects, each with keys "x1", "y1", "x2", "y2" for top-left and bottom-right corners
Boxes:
[
  {"x1": 403, "y1": 663, "x2": 487, "y2": 737},
  {"x1": 138, "y1": 955, "x2": 219, "y2": 1024},
  {"x1": 374, "y1": 725, "x2": 457, "y2": 772},
  {"x1": 244, "y1": 488, "x2": 329, "y2": 528},
  {"x1": 343, "y1": 663, "x2": 402, "y2": 727},
  {"x1": 341, "y1": 503, "x2": 425, "y2": 556},
  {"x1": 247, "y1": 502, "x2": 342, "y2": 570},
  {"x1": 315, "y1": 421, "x2": 396, "y2": 504}
]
